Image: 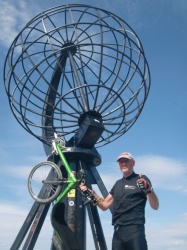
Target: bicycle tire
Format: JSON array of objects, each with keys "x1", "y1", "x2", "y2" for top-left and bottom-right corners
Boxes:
[{"x1": 28, "y1": 161, "x2": 63, "y2": 204}]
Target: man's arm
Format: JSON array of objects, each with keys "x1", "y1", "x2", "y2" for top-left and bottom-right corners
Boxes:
[
  {"x1": 136, "y1": 173, "x2": 159, "y2": 210},
  {"x1": 91, "y1": 189, "x2": 114, "y2": 211},
  {"x1": 79, "y1": 183, "x2": 114, "y2": 210},
  {"x1": 146, "y1": 191, "x2": 159, "y2": 210}
]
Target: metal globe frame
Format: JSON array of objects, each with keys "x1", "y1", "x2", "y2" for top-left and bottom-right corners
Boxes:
[{"x1": 4, "y1": 4, "x2": 150, "y2": 150}]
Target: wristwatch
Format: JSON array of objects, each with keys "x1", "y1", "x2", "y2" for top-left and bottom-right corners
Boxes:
[{"x1": 146, "y1": 186, "x2": 153, "y2": 194}]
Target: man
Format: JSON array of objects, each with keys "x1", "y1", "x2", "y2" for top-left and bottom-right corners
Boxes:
[{"x1": 80, "y1": 152, "x2": 159, "y2": 250}]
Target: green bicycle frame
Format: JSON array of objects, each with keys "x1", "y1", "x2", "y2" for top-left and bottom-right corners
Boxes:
[{"x1": 54, "y1": 142, "x2": 77, "y2": 205}]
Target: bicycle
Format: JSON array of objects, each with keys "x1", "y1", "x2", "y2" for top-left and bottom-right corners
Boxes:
[{"x1": 28, "y1": 133, "x2": 96, "y2": 205}]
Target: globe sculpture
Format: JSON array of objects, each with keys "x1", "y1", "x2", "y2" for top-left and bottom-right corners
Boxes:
[{"x1": 4, "y1": 4, "x2": 150, "y2": 250}]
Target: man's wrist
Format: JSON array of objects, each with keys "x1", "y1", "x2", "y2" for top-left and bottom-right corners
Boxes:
[
  {"x1": 93, "y1": 198, "x2": 102, "y2": 206},
  {"x1": 146, "y1": 187, "x2": 153, "y2": 194}
]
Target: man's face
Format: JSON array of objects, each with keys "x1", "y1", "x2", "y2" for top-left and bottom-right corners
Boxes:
[{"x1": 118, "y1": 158, "x2": 135, "y2": 177}]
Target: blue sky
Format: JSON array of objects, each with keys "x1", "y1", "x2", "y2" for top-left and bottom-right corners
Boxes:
[{"x1": 0, "y1": 0, "x2": 187, "y2": 249}]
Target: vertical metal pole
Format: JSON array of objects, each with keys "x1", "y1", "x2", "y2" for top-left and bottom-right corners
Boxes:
[
  {"x1": 76, "y1": 189, "x2": 86, "y2": 250},
  {"x1": 87, "y1": 205, "x2": 108, "y2": 250},
  {"x1": 22, "y1": 203, "x2": 51, "y2": 250},
  {"x1": 64, "y1": 161, "x2": 86, "y2": 250},
  {"x1": 68, "y1": 51, "x2": 88, "y2": 112},
  {"x1": 10, "y1": 186, "x2": 51, "y2": 250},
  {"x1": 10, "y1": 201, "x2": 41, "y2": 250}
]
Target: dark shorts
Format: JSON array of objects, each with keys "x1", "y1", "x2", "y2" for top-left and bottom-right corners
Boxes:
[{"x1": 112, "y1": 224, "x2": 148, "y2": 250}]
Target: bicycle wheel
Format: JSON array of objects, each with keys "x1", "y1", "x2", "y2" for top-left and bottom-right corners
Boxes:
[{"x1": 28, "y1": 161, "x2": 63, "y2": 204}]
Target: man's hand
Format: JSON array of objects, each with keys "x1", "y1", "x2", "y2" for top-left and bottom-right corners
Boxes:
[
  {"x1": 79, "y1": 183, "x2": 98, "y2": 205},
  {"x1": 136, "y1": 173, "x2": 150, "y2": 190},
  {"x1": 79, "y1": 182, "x2": 88, "y2": 192}
]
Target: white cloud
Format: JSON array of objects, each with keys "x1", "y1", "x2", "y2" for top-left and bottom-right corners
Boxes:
[
  {"x1": 135, "y1": 155, "x2": 187, "y2": 192},
  {"x1": 0, "y1": 0, "x2": 39, "y2": 48},
  {"x1": 146, "y1": 213, "x2": 187, "y2": 250},
  {"x1": 0, "y1": 201, "x2": 53, "y2": 250},
  {"x1": 3, "y1": 166, "x2": 33, "y2": 179}
]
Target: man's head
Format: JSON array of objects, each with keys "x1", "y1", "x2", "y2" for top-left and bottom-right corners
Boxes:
[
  {"x1": 117, "y1": 152, "x2": 134, "y2": 162},
  {"x1": 117, "y1": 152, "x2": 135, "y2": 177}
]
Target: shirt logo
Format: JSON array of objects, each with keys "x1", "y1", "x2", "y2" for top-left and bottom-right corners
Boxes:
[{"x1": 124, "y1": 185, "x2": 136, "y2": 189}]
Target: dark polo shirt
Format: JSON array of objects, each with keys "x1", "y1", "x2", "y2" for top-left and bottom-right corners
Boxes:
[{"x1": 110, "y1": 172, "x2": 151, "y2": 226}]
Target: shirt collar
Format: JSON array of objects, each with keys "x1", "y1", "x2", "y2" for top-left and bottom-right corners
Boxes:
[{"x1": 123, "y1": 172, "x2": 136, "y2": 180}]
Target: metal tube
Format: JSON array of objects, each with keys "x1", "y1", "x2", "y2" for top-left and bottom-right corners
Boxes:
[{"x1": 68, "y1": 50, "x2": 88, "y2": 112}]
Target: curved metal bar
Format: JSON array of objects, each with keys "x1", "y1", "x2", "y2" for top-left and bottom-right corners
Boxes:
[{"x1": 4, "y1": 4, "x2": 151, "y2": 147}]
